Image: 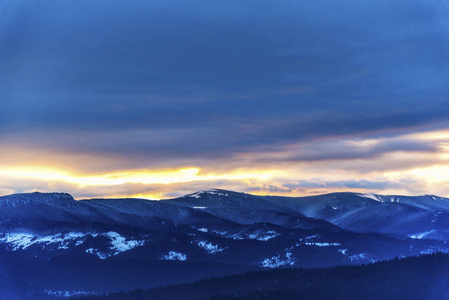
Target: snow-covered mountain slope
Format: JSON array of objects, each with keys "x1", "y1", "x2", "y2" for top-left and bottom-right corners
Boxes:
[
  {"x1": 165, "y1": 189, "x2": 344, "y2": 231},
  {"x1": 1, "y1": 189, "x2": 449, "y2": 298},
  {"x1": 261, "y1": 191, "x2": 449, "y2": 238}
]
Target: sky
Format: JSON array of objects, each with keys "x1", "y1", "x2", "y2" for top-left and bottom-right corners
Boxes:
[{"x1": 1, "y1": 0, "x2": 449, "y2": 199}]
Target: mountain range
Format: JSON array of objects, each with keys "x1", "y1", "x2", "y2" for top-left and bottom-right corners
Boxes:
[{"x1": 1, "y1": 189, "x2": 449, "y2": 299}]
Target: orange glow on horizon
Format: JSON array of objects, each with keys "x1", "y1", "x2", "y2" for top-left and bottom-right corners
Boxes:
[
  {"x1": 1, "y1": 127, "x2": 449, "y2": 199},
  {"x1": 0, "y1": 166, "x2": 276, "y2": 188}
]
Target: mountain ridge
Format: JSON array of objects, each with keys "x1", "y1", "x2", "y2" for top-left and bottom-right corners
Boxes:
[
  {"x1": 2, "y1": 188, "x2": 448, "y2": 205},
  {"x1": 1, "y1": 188, "x2": 449, "y2": 298}
]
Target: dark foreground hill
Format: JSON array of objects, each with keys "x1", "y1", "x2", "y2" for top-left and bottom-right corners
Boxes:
[{"x1": 78, "y1": 253, "x2": 449, "y2": 300}]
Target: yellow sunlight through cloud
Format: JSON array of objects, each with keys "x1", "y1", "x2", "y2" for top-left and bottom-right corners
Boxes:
[{"x1": 0, "y1": 166, "x2": 276, "y2": 188}]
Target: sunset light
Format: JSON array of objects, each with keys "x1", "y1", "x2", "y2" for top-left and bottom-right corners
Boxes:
[{"x1": 1, "y1": 0, "x2": 449, "y2": 200}]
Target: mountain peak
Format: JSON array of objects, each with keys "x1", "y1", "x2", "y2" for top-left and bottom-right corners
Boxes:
[
  {"x1": 182, "y1": 188, "x2": 238, "y2": 199},
  {"x1": 0, "y1": 191, "x2": 75, "y2": 204},
  {"x1": 23, "y1": 191, "x2": 75, "y2": 200}
]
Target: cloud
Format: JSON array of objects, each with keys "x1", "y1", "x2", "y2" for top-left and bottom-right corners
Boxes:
[
  {"x1": 0, "y1": 128, "x2": 447, "y2": 199},
  {"x1": 1, "y1": 1, "x2": 449, "y2": 197},
  {"x1": 2, "y1": 1, "x2": 449, "y2": 134},
  {"x1": 251, "y1": 137, "x2": 441, "y2": 163}
]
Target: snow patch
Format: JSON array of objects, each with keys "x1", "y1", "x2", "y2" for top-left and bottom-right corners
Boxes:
[
  {"x1": 336, "y1": 248, "x2": 368, "y2": 262},
  {"x1": 161, "y1": 251, "x2": 187, "y2": 261},
  {"x1": 256, "y1": 231, "x2": 280, "y2": 241},
  {"x1": 359, "y1": 193, "x2": 382, "y2": 202},
  {"x1": 200, "y1": 188, "x2": 229, "y2": 196},
  {"x1": 338, "y1": 249, "x2": 348, "y2": 255},
  {"x1": 261, "y1": 251, "x2": 296, "y2": 268},
  {"x1": 409, "y1": 230, "x2": 436, "y2": 239},
  {"x1": 103, "y1": 231, "x2": 145, "y2": 255},
  {"x1": 217, "y1": 230, "x2": 279, "y2": 241},
  {"x1": 0, "y1": 233, "x2": 34, "y2": 250},
  {"x1": 212, "y1": 230, "x2": 228, "y2": 236},
  {"x1": 228, "y1": 234, "x2": 244, "y2": 240},
  {"x1": 45, "y1": 290, "x2": 96, "y2": 297},
  {"x1": 389, "y1": 196, "x2": 400, "y2": 203},
  {"x1": 305, "y1": 234, "x2": 319, "y2": 240},
  {"x1": 85, "y1": 248, "x2": 109, "y2": 260},
  {"x1": 430, "y1": 195, "x2": 443, "y2": 201},
  {"x1": 304, "y1": 242, "x2": 341, "y2": 247},
  {"x1": 82, "y1": 232, "x2": 146, "y2": 259},
  {"x1": 348, "y1": 253, "x2": 367, "y2": 262},
  {"x1": 0, "y1": 232, "x2": 87, "y2": 251},
  {"x1": 188, "y1": 189, "x2": 229, "y2": 198},
  {"x1": 246, "y1": 230, "x2": 279, "y2": 241},
  {"x1": 197, "y1": 240, "x2": 226, "y2": 254}
]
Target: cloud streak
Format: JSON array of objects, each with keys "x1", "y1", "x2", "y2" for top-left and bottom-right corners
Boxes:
[{"x1": 0, "y1": 129, "x2": 447, "y2": 199}]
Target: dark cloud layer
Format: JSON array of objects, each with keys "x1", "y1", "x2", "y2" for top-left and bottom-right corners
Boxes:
[
  {"x1": 272, "y1": 138, "x2": 441, "y2": 163},
  {"x1": 1, "y1": 0, "x2": 449, "y2": 161}
]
